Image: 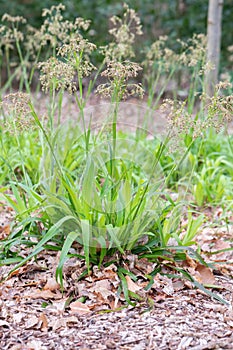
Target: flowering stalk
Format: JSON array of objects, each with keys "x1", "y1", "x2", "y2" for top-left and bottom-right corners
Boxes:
[
  {"x1": 96, "y1": 4, "x2": 144, "y2": 184},
  {"x1": 0, "y1": 14, "x2": 28, "y2": 92},
  {"x1": 38, "y1": 12, "x2": 97, "y2": 138}
]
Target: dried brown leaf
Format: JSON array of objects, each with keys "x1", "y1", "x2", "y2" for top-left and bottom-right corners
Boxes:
[
  {"x1": 185, "y1": 254, "x2": 197, "y2": 269},
  {"x1": 25, "y1": 340, "x2": 47, "y2": 349},
  {"x1": 125, "y1": 275, "x2": 141, "y2": 292},
  {"x1": 12, "y1": 312, "x2": 25, "y2": 324},
  {"x1": 43, "y1": 278, "x2": 60, "y2": 291},
  {"x1": 172, "y1": 280, "x2": 185, "y2": 291},
  {"x1": 90, "y1": 279, "x2": 113, "y2": 301},
  {"x1": 0, "y1": 224, "x2": 10, "y2": 240},
  {"x1": 25, "y1": 315, "x2": 39, "y2": 329},
  {"x1": 0, "y1": 320, "x2": 10, "y2": 327},
  {"x1": 51, "y1": 299, "x2": 68, "y2": 314},
  {"x1": 69, "y1": 300, "x2": 91, "y2": 315},
  {"x1": 195, "y1": 264, "x2": 216, "y2": 285},
  {"x1": 211, "y1": 240, "x2": 232, "y2": 260},
  {"x1": 39, "y1": 313, "x2": 48, "y2": 330},
  {"x1": 27, "y1": 289, "x2": 62, "y2": 300},
  {"x1": 51, "y1": 318, "x2": 67, "y2": 331}
]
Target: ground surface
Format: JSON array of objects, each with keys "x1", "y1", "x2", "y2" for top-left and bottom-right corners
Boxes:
[{"x1": 0, "y1": 203, "x2": 232, "y2": 350}]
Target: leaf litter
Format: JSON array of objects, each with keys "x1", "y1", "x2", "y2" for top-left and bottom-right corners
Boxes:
[{"x1": 0, "y1": 202, "x2": 233, "y2": 349}]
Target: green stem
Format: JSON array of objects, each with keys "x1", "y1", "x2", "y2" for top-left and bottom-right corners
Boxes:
[
  {"x1": 29, "y1": 46, "x2": 42, "y2": 86},
  {"x1": 48, "y1": 83, "x2": 56, "y2": 131},
  {"x1": 132, "y1": 132, "x2": 171, "y2": 221},
  {"x1": 13, "y1": 122, "x2": 29, "y2": 186},
  {"x1": 5, "y1": 48, "x2": 12, "y2": 91},
  {"x1": 15, "y1": 39, "x2": 30, "y2": 93},
  {"x1": 29, "y1": 101, "x2": 64, "y2": 179},
  {"x1": 153, "y1": 67, "x2": 176, "y2": 110}
]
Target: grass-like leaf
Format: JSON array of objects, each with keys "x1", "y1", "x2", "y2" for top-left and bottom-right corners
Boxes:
[{"x1": 56, "y1": 231, "x2": 80, "y2": 288}]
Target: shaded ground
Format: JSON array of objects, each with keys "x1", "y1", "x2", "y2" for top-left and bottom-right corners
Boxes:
[
  {"x1": 32, "y1": 92, "x2": 169, "y2": 135},
  {"x1": 32, "y1": 92, "x2": 233, "y2": 135}
]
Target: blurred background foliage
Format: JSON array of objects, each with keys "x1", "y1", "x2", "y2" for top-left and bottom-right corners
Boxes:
[{"x1": 0, "y1": 0, "x2": 232, "y2": 69}]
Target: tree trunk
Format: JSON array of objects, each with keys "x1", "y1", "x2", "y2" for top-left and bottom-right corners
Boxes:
[{"x1": 205, "y1": 0, "x2": 224, "y2": 96}]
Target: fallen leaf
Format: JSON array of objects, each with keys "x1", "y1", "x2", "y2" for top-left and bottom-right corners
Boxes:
[
  {"x1": 90, "y1": 279, "x2": 113, "y2": 300},
  {"x1": 51, "y1": 318, "x2": 67, "y2": 331},
  {"x1": 44, "y1": 316, "x2": 81, "y2": 331},
  {"x1": 195, "y1": 264, "x2": 216, "y2": 285},
  {"x1": 185, "y1": 254, "x2": 197, "y2": 269},
  {"x1": 43, "y1": 278, "x2": 60, "y2": 291},
  {"x1": 103, "y1": 264, "x2": 118, "y2": 278},
  {"x1": 0, "y1": 320, "x2": 9, "y2": 327},
  {"x1": 9, "y1": 263, "x2": 45, "y2": 278},
  {"x1": 27, "y1": 289, "x2": 62, "y2": 300},
  {"x1": 172, "y1": 280, "x2": 185, "y2": 291},
  {"x1": 51, "y1": 299, "x2": 68, "y2": 314},
  {"x1": 66, "y1": 316, "x2": 80, "y2": 325},
  {"x1": 12, "y1": 312, "x2": 25, "y2": 324},
  {"x1": 0, "y1": 224, "x2": 10, "y2": 240},
  {"x1": 211, "y1": 240, "x2": 232, "y2": 260},
  {"x1": 125, "y1": 275, "x2": 141, "y2": 293},
  {"x1": 39, "y1": 313, "x2": 48, "y2": 330},
  {"x1": 25, "y1": 315, "x2": 39, "y2": 329},
  {"x1": 69, "y1": 300, "x2": 91, "y2": 315}
]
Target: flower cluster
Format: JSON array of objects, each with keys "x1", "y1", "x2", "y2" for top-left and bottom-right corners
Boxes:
[
  {"x1": 38, "y1": 4, "x2": 93, "y2": 49},
  {"x1": 143, "y1": 34, "x2": 208, "y2": 80},
  {"x1": 160, "y1": 81, "x2": 233, "y2": 149},
  {"x1": 201, "y1": 82, "x2": 233, "y2": 132},
  {"x1": 143, "y1": 36, "x2": 178, "y2": 73},
  {"x1": 40, "y1": 4, "x2": 75, "y2": 48},
  {"x1": 96, "y1": 61, "x2": 144, "y2": 99},
  {"x1": 37, "y1": 5, "x2": 96, "y2": 94},
  {"x1": 160, "y1": 99, "x2": 193, "y2": 134},
  {"x1": 38, "y1": 36, "x2": 96, "y2": 93},
  {"x1": 0, "y1": 14, "x2": 26, "y2": 54},
  {"x1": 1, "y1": 14, "x2": 26, "y2": 24},
  {"x1": 97, "y1": 4, "x2": 144, "y2": 101},
  {"x1": 1, "y1": 93, "x2": 34, "y2": 133},
  {"x1": 102, "y1": 3, "x2": 143, "y2": 62},
  {"x1": 38, "y1": 57, "x2": 76, "y2": 93},
  {"x1": 24, "y1": 24, "x2": 44, "y2": 59},
  {"x1": 178, "y1": 34, "x2": 207, "y2": 71},
  {"x1": 24, "y1": 4, "x2": 93, "y2": 60},
  {"x1": 57, "y1": 37, "x2": 96, "y2": 77}
]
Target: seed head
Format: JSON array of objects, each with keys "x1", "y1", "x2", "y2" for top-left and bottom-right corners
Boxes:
[
  {"x1": 38, "y1": 57, "x2": 76, "y2": 94},
  {"x1": 96, "y1": 60, "x2": 144, "y2": 100},
  {"x1": 0, "y1": 14, "x2": 26, "y2": 52},
  {"x1": 2, "y1": 14, "x2": 27, "y2": 24},
  {"x1": 1, "y1": 93, "x2": 35, "y2": 133},
  {"x1": 143, "y1": 36, "x2": 178, "y2": 73},
  {"x1": 38, "y1": 4, "x2": 92, "y2": 49},
  {"x1": 101, "y1": 3, "x2": 143, "y2": 62}
]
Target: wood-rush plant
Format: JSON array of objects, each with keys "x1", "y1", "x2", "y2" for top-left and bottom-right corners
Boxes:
[
  {"x1": 0, "y1": 14, "x2": 29, "y2": 92},
  {"x1": 143, "y1": 33, "x2": 212, "y2": 113},
  {"x1": 1, "y1": 5, "x2": 171, "y2": 285},
  {"x1": 32, "y1": 4, "x2": 165, "y2": 280},
  {"x1": 0, "y1": 4, "x2": 95, "y2": 94}
]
